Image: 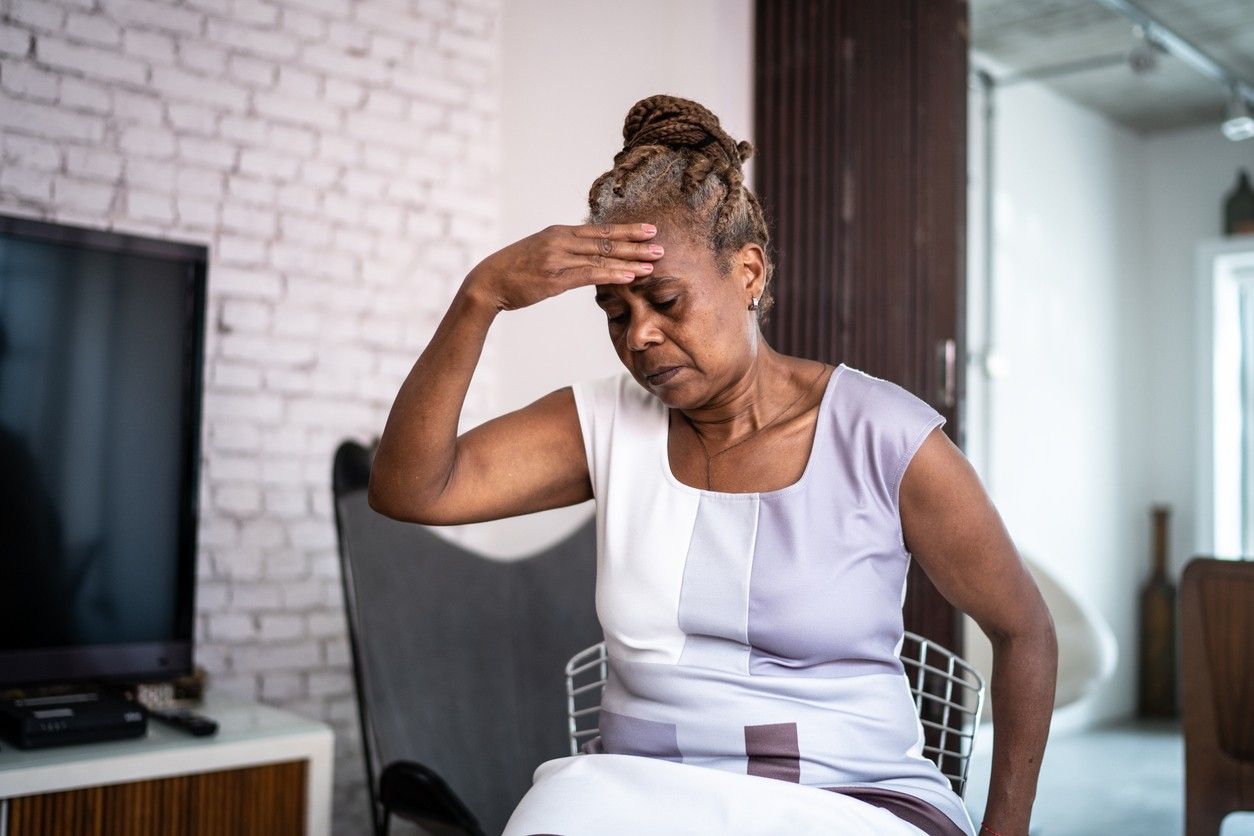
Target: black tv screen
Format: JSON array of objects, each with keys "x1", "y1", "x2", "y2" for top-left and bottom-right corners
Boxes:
[{"x1": 0, "y1": 214, "x2": 206, "y2": 688}]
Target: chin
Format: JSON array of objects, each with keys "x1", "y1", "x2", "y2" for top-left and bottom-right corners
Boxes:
[{"x1": 642, "y1": 379, "x2": 690, "y2": 408}]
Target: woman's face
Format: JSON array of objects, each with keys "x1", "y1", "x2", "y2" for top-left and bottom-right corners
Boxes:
[{"x1": 593, "y1": 219, "x2": 763, "y2": 406}]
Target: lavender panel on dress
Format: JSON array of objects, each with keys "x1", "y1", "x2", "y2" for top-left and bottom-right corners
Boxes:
[
  {"x1": 747, "y1": 487, "x2": 907, "y2": 678},
  {"x1": 596, "y1": 708, "x2": 682, "y2": 762}
]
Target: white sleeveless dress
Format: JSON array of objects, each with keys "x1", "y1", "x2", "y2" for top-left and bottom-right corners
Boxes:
[{"x1": 502, "y1": 363, "x2": 976, "y2": 836}]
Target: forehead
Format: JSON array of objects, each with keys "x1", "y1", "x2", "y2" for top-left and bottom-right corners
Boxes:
[{"x1": 593, "y1": 226, "x2": 712, "y2": 305}]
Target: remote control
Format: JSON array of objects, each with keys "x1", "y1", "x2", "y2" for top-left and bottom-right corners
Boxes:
[{"x1": 149, "y1": 707, "x2": 218, "y2": 737}]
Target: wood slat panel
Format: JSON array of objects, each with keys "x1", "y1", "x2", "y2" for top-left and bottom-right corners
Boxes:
[
  {"x1": 755, "y1": 0, "x2": 969, "y2": 654},
  {"x1": 8, "y1": 760, "x2": 306, "y2": 836},
  {"x1": 907, "y1": 0, "x2": 970, "y2": 659}
]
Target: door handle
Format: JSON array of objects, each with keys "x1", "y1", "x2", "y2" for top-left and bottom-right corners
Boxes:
[{"x1": 936, "y1": 338, "x2": 956, "y2": 409}]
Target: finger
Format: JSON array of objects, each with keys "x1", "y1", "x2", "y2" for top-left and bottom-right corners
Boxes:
[
  {"x1": 558, "y1": 254, "x2": 654, "y2": 283},
  {"x1": 569, "y1": 222, "x2": 658, "y2": 241},
  {"x1": 563, "y1": 261, "x2": 649, "y2": 289},
  {"x1": 566, "y1": 224, "x2": 665, "y2": 261}
]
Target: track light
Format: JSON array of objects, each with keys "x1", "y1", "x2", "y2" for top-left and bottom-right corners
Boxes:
[
  {"x1": 1093, "y1": 0, "x2": 1254, "y2": 142},
  {"x1": 1126, "y1": 24, "x2": 1161, "y2": 75},
  {"x1": 1222, "y1": 87, "x2": 1254, "y2": 141}
]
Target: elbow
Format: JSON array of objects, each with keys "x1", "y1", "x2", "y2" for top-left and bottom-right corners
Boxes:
[
  {"x1": 986, "y1": 620, "x2": 1058, "y2": 686},
  {"x1": 1035, "y1": 602, "x2": 1058, "y2": 650},
  {"x1": 1043, "y1": 610, "x2": 1060, "y2": 663},
  {"x1": 367, "y1": 465, "x2": 439, "y2": 524},
  {"x1": 983, "y1": 593, "x2": 1057, "y2": 645},
  {"x1": 365, "y1": 481, "x2": 388, "y2": 516},
  {"x1": 366, "y1": 449, "x2": 458, "y2": 525},
  {"x1": 366, "y1": 479, "x2": 391, "y2": 518},
  {"x1": 988, "y1": 608, "x2": 1058, "y2": 650},
  {"x1": 366, "y1": 465, "x2": 406, "y2": 521}
]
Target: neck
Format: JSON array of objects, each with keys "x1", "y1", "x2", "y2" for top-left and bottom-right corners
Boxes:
[{"x1": 678, "y1": 349, "x2": 824, "y2": 445}]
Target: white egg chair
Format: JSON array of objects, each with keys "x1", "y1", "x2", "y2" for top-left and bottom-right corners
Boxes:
[{"x1": 961, "y1": 553, "x2": 1118, "y2": 723}]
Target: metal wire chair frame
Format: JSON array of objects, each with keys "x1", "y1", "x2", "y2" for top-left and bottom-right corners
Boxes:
[{"x1": 564, "y1": 630, "x2": 987, "y2": 797}]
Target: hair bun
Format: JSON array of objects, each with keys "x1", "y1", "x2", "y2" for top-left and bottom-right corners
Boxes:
[{"x1": 620, "y1": 93, "x2": 745, "y2": 170}]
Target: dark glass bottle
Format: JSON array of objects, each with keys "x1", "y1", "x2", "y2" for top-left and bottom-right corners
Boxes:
[
  {"x1": 1137, "y1": 505, "x2": 1178, "y2": 718},
  {"x1": 1224, "y1": 168, "x2": 1254, "y2": 235}
]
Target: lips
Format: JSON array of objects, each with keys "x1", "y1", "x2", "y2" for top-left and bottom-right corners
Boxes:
[{"x1": 645, "y1": 366, "x2": 682, "y2": 385}]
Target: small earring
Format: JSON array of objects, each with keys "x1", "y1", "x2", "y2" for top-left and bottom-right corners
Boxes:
[{"x1": 748, "y1": 296, "x2": 759, "y2": 311}]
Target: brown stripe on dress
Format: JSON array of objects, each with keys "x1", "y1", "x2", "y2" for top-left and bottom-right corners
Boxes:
[
  {"x1": 823, "y1": 786, "x2": 968, "y2": 836},
  {"x1": 744, "y1": 721, "x2": 801, "y2": 782}
]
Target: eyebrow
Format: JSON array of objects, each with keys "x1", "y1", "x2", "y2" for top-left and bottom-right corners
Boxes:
[{"x1": 594, "y1": 275, "x2": 682, "y2": 305}]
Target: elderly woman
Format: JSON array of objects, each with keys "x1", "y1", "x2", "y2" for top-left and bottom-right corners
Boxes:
[{"x1": 369, "y1": 94, "x2": 1057, "y2": 836}]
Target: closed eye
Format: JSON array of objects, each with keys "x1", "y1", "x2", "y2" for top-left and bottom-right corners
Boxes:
[{"x1": 607, "y1": 298, "x2": 678, "y2": 324}]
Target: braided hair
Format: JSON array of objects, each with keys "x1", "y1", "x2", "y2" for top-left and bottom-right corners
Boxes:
[{"x1": 586, "y1": 94, "x2": 777, "y2": 324}]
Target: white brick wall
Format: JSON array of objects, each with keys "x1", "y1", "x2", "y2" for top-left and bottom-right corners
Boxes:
[{"x1": 0, "y1": 0, "x2": 500, "y2": 832}]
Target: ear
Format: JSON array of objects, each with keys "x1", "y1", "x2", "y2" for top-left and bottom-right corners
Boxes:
[{"x1": 736, "y1": 242, "x2": 766, "y2": 300}]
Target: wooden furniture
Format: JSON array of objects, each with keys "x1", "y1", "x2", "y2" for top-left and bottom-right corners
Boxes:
[
  {"x1": 1180, "y1": 556, "x2": 1254, "y2": 836},
  {"x1": 0, "y1": 692, "x2": 333, "y2": 836}
]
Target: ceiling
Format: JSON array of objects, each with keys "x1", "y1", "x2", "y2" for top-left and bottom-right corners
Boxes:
[{"x1": 970, "y1": 0, "x2": 1254, "y2": 134}]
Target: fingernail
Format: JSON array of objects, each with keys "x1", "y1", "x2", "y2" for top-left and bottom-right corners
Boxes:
[{"x1": 642, "y1": 224, "x2": 657, "y2": 233}]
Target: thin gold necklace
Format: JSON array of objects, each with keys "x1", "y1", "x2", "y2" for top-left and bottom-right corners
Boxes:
[{"x1": 678, "y1": 360, "x2": 830, "y2": 490}]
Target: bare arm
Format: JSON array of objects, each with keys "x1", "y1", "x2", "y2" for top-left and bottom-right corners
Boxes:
[
  {"x1": 369, "y1": 279, "x2": 592, "y2": 524},
  {"x1": 368, "y1": 222, "x2": 662, "y2": 525},
  {"x1": 899, "y1": 428, "x2": 1058, "y2": 836}
]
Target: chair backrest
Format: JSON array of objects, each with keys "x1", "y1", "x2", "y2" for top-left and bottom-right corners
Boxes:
[
  {"x1": 897, "y1": 630, "x2": 987, "y2": 796},
  {"x1": 1181, "y1": 557, "x2": 1254, "y2": 762},
  {"x1": 565, "y1": 630, "x2": 987, "y2": 798},
  {"x1": 332, "y1": 440, "x2": 601, "y2": 836}
]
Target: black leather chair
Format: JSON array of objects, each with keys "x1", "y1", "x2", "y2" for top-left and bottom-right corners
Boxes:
[{"x1": 331, "y1": 440, "x2": 601, "y2": 836}]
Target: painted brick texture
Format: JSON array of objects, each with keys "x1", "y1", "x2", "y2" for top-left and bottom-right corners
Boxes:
[{"x1": 0, "y1": 0, "x2": 501, "y2": 831}]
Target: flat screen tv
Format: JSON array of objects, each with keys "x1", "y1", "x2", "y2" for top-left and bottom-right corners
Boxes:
[{"x1": 0, "y1": 213, "x2": 207, "y2": 688}]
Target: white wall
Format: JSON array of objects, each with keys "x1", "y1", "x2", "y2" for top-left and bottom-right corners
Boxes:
[
  {"x1": 1142, "y1": 124, "x2": 1254, "y2": 573},
  {"x1": 967, "y1": 59, "x2": 1254, "y2": 733},
  {"x1": 965, "y1": 66, "x2": 1151, "y2": 732},
  {"x1": 0, "y1": 2, "x2": 500, "y2": 831},
  {"x1": 443, "y1": 0, "x2": 754, "y2": 560}
]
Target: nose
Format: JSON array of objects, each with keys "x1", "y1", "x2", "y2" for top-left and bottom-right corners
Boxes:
[{"x1": 625, "y1": 310, "x2": 663, "y2": 353}]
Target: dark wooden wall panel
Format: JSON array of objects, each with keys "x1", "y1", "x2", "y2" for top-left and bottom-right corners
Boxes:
[{"x1": 755, "y1": 0, "x2": 969, "y2": 653}]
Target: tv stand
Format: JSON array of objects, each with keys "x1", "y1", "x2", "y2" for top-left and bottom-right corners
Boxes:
[{"x1": 0, "y1": 691, "x2": 333, "y2": 835}]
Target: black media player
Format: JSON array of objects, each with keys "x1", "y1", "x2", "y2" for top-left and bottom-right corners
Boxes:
[{"x1": 0, "y1": 692, "x2": 149, "y2": 749}]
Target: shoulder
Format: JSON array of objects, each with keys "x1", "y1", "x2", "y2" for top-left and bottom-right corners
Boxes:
[
  {"x1": 571, "y1": 369, "x2": 649, "y2": 415},
  {"x1": 834, "y1": 365, "x2": 942, "y2": 424},
  {"x1": 832, "y1": 364, "x2": 947, "y2": 496},
  {"x1": 571, "y1": 368, "x2": 636, "y2": 398},
  {"x1": 570, "y1": 369, "x2": 658, "y2": 499},
  {"x1": 570, "y1": 369, "x2": 660, "y2": 444}
]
